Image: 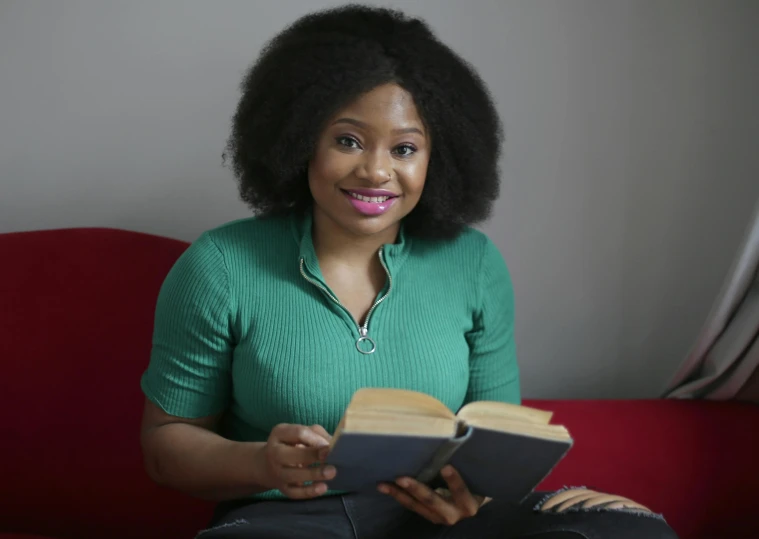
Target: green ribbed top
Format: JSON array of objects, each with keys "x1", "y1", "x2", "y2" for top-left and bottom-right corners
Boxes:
[{"x1": 141, "y1": 211, "x2": 520, "y2": 499}]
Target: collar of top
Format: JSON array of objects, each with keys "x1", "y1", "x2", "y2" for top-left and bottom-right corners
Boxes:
[{"x1": 291, "y1": 206, "x2": 412, "y2": 277}]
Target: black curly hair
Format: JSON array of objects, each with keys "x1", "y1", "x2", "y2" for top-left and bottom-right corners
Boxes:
[{"x1": 225, "y1": 4, "x2": 503, "y2": 239}]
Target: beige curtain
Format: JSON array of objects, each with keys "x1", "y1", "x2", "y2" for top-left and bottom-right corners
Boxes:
[{"x1": 664, "y1": 202, "x2": 759, "y2": 403}]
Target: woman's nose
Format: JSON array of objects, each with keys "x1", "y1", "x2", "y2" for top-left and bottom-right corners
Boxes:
[{"x1": 358, "y1": 151, "x2": 392, "y2": 184}]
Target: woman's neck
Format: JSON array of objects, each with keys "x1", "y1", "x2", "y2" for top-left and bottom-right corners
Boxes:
[{"x1": 311, "y1": 208, "x2": 399, "y2": 268}]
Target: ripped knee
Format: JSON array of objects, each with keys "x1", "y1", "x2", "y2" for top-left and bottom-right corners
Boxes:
[
  {"x1": 195, "y1": 518, "x2": 249, "y2": 538},
  {"x1": 533, "y1": 486, "x2": 666, "y2": 521}
]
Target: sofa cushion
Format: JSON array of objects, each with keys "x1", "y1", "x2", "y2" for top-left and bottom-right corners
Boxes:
[
  {"x1": 1, "y1": 228, "x2": 212, "y2": 539},
  {"x1": 2, "y1": 228, "x2": 757, "y2": 539},
  {"x1": 529, "y1": 398, "x2": 759, "y2": 539}
]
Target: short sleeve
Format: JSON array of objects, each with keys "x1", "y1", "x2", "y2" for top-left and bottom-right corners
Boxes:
[
  {"x1": 464, "y1": 237, "x2": 521, "y2": 405},
  {"x1": 140, "y1": 232, "x2": 234, "y2": 418}
]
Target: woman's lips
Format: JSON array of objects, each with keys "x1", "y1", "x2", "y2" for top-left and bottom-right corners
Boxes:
[
  {"x1": 342, "y1": 189, "x2": 399, "y2": 216},
  {"x1": 344, "y1": 188, "x2": 399, "y2": 198}
]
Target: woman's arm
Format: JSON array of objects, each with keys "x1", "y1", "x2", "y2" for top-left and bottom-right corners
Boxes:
[
  {"x1": 138, "y1": 232, "x2": 262, "y2": 500},
  {"x1": 140, "y1": 399, "x2": 334, "y2": 501},
  {"x1": 464, "y1": 236, "x2": 520, "y2": 405},
  {"x1": 140, "y1": 398, "x2": 267, "y2": 501},
  {"x1": 139, "y1": 232, "x2": 336, "y2": 500}
]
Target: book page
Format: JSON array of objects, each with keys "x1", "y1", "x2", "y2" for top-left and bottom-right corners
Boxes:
[
  {"x1": 339, "y1": 410, "x2": 457, "y2": 437},
  {"x1": 348, "y1": 388, "x2": 455, "y2": 419},
  {"x1": 462, "y1": 415, "x2": 571, "y2": 442},
  {"x1": 457, "y1": 401, "x2": 553, "y2": 425}
]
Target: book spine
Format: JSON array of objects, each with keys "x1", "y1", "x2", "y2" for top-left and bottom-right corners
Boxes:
[
  {"x1": 415, "y1": 425, "x2": 474, "y2": 484},
  {"x1": 517, "y1": 439, "x2": 574, "y2": 504}
]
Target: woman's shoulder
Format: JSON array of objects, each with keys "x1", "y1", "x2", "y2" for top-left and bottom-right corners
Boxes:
[
  {"x1": 178, "y1": 215, "x2": 295, "y2": 271},
  {"x1": 410, "y1": 226, "x2": 510, "y2": 285},
  {"x1": 205, "y1": 214, "x2": 290, "y2": 241},
  {"x1": 412, "y1": 225, "x2": 499, "y2": 261},
  {"x1": 196, "y1": 214, "x2": 292, "y2": 251}
]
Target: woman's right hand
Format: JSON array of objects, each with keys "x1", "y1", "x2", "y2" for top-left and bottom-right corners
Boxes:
[{"x1": 255, "y1": 423, "x2": 336, "y2": 499}]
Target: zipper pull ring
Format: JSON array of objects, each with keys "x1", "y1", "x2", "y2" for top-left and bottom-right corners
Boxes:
[{"x1": 356, "y1": 327, "x2": 376, "y2": 355}]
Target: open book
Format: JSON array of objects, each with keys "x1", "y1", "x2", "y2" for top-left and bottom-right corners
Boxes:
[{"x1": 324, "y1": 388, "x2": 573, "y2": 502}]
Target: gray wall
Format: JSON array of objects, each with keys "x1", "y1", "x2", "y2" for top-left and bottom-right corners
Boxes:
[{"x1": 1, "y1": 0, "x2": 758, "y2": 399}]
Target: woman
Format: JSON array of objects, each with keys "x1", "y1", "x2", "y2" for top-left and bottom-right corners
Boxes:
[{"x1": 140, "y1": 5, "x2": 677, "y2": 538}]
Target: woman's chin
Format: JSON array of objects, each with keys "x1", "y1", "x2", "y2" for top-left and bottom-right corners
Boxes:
[
  {"x1": 313, "y1": 200, "x2": 407, "y2": 240},
  {"x1": 338, "y1": 213, "x2": 402, "y2": 239}
]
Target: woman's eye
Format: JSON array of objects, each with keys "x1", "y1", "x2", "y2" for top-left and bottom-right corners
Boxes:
[
  {"x1": 336, "y1": 136, "x2": 361, "y2": 149},
  {"x1": 393, "y1": 144, "x2": 416, "y2": 157}
]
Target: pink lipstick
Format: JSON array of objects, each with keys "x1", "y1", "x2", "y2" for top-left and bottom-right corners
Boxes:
[{"x1": 342, "y1": 188, "x2": 399, "y2": 216}]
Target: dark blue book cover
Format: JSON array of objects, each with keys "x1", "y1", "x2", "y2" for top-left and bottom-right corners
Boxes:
[
  {"x1": 449, "y1": 426, "x2": 572, "y2": 502},
  {"x1": 325, "y1": 426, "x2": 571, "y2": 501},
  {"x1": 325, "y1": 433, "x2": 449, "y2": 492}
]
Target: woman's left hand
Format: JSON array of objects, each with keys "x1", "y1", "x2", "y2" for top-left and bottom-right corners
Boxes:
[{"x1": 378, "y1": 465, "x2": 487, "y2": 526}]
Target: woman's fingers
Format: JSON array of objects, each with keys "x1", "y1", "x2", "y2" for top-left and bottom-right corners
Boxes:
[
  {"x1": 275, "y1": 443, "x2": 326, "y2": 467},
  {"x1": 378, "y1": 482, "x2": 446, "y2": 525},
  {"x1": 398, "y1": 477, "x2": 463, "y2": 525},
  {"x1": 271, "y1": 423, "x2": 331, "y2": 448},
  {"x1": 376, "y1": 469, "x2": 483, "y2": 526},
  {"x1": 269, "y1": 423, "x2": 332, "y2": 467},
  {"x1": 281, "y1": 481, "x2": 329, "y2": 500},
  {"x1": 264, "y1": 423, "x2": 335, "y2": 500},
  {"x1": 440, "y1": 466, "x2": 479, "y2": 517},
  {"x1": 278, "y1": 460, "x2": 336, "y2": 484},
  {"x1": 309, "y1": 424, "x2": 333, "y2": 442}
]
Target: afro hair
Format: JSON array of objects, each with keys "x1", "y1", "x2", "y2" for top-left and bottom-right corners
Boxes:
[{"x1": 225, "y1": 4, "x2": 503, "y2": 239}]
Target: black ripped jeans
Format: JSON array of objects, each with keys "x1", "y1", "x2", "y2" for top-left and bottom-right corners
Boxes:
[{"x1": 197, "y1": 491, "x2": 678, "y2": 539}]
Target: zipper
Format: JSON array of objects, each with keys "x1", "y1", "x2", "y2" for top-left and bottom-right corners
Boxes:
[{"x1": 299, "y1": 247, "x2": 392, "y2": 355}]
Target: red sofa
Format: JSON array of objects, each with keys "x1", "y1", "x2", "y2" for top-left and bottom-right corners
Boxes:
[{"x1": 2, "y1": 227, "x2": 757, "y2": 539}]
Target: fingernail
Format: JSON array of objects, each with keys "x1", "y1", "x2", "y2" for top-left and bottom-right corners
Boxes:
[
  {"x1": 378, "y1": 484, "x2": 389, "y2": 494},
  {"x1": 315, "y1": 483, "x2": 327, "y2": 495},
  {"x1": 397, "y1": 478, "x2": 410, "y2": 488},
  {"x1": 322, "y1": 465, "x2": 336, "y2": 479},
  {"x1": 441, "y1": 466, "x2": 453, "y2": 477}
]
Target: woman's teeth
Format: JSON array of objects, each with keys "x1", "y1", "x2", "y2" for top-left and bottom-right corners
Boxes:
[{"x1": 348, "y1": 192, "x2": 392, "y2": 203}]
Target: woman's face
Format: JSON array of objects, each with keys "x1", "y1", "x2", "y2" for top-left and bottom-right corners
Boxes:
[{"x1": 308, "y1": 83, "x2": 430, "y2": 239}]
